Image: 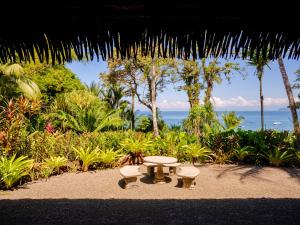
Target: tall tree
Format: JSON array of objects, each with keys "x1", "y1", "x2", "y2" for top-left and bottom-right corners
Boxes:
[
  {"x1": 133, "y1": 56, "x2": 176, "y2": 137},
  {"x1": 248, "y1": 53, "x2": 270, "y2": 130},
  {"x1": 25, "y1": 65, "x2": 83, "y2": 105},
  {"x1": 176, "y1": 60, "x2": 201, "y2": 108},
  {"x1": 292, "y1": 69, "x2": 300, "y2": 108},
  {"x1": 84, "y1": 81, "x2": 102, "y2": 98},
  {"x1": 202, "y1": 59, "x2": 240, "y2": 105},
  {"x1": 278, "y1": 57, "x2": 300, "y2": 151},
  {"x1": 101, "y1": 57, "x2": 139, "y2": 129}
]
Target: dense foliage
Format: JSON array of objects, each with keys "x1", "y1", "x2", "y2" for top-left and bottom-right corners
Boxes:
[{"x1": 0, "y1": 59, "x2": 299, "y2": 191}]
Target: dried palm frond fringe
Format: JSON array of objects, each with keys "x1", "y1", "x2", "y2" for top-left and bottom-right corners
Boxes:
[{"x1": 0, "y1": 29, "x2": 299, "y2": 64}]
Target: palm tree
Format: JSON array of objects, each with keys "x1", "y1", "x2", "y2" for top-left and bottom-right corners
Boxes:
[
  {"x1": 0, "y1": 63, "x2": 41, "y2": 100},
  {"x1": 177, "y1": 60, "x2": 201, "y2": 108},
  {"x1": 45, "y1": 90, "x2": 125, "y2": 132},
  {"x1": 278, "y1": 57, "x2": 300, "y2": 151},
  {"x1": 202, "y1": 58, "x2": 240, "y2": 105},
  {"x1": 84, "y1": 81, "x2": 102, "y2": 98},
  {"x1": 100, "y1": 85, "x2": 129, "y2": 110},
  {"x1": 248, "y1": 52, "x2": 270, "y2": 130}
]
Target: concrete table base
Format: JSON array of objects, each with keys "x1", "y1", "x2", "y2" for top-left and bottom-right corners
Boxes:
[{"x1": 154, "y1": 166, "x2": 165, "y2": 183}]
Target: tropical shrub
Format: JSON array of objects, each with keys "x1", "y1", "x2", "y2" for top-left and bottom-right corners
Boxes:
[
  {"x1": 183, "y1": 143, "x2": 212, "y2": 165},
  {"x1": 210, "y1": 150, "x2": 232, "y2": 164},
  {"x1": 203, "y1": 129, "x2": 240, "y2": 154},
  {"x1": 183, "y1": 103, "x2": 219, "y2": 137},
  {"x1": 296, "y1": 151, "x2": 300, "y2": 162},
  {"x1": 27, "y1": 131, "x2": 77, "y2": 162},
  {"x1": 44, "y1": 90, "x2": 125, "y2": 132},
  {"x1": 120, "y1": 134, "x2": 151, "y2": 164},
  {"x1": 0, "y1": 97, "x2": 41, "y2": 156},
  {"x1": 98, "y1": 148, "x2": 123, "y2": 167},
  {"x1": 73, "y1": 146, "x2": 100, "y2": 172},
  {"x1": 221, "y1": 112, "x2": 244, "y2": 130},
  {"x1": 233, "y1": 146, "x2": 256, "y2": 163},
  {"x1": 43, "y1": 156, "x2": 68, "y2": 175},
  {"x1": 0, "y1": 155, "x2": 33, "y2": 189},
  {"x1": 135, "y1": 115, "x2": 152, "y2": 132},
  {"x1": 261, "y1": 147, "x2": 294, "y2": 167},
  {"x1": 135, "y1": 114, "x2": 167, "y2": 133}
]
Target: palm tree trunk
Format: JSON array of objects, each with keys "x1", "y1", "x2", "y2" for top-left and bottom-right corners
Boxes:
[
  {"x1": 258, "y1": 67, "x2": 264, "y2": 130},
  {"x1": 278, "y1": 57, "x2": 300, "y2": 151},
  {"x1": 204, "y1": 81, "x2": 212, "y2": 105},
  {"x1": 151, "y1": 60, "x2": 159, "y2": 137},
  {"x1": 191, "y1": 72, "x2": 200, "y2": 108},
  {"x1": 131, "y1": 86, "x2": 135, "y2": 129}
]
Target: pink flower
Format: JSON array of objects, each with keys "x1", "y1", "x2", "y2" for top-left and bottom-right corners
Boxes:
[{"x1": 45, "y1": 122, "x2": 55, "y2": 134}]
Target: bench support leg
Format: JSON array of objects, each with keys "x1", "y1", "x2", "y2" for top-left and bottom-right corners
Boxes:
[
  {"x1": 124, "y1": 177, "x2": 138, "y2": 189},
  {"x1": 169, "y1": 167, "x2": 177, "y2": 176},
  {"x1": 182, "y1": 177, "x2": 196, "y2": 190}
]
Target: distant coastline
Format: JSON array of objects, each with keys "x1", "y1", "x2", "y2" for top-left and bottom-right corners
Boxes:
[{"x1": 135, "y1": 110, "x2": 298, "y2": 131}]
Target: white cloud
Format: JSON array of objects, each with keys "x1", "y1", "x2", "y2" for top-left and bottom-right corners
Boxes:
[
  {"x1": 211, "y1": 96, "x2": 291, "y2": 108},
  {"x1": 211, "y1": 96, "x2": 257, "y2": 107},
  {"x1": 152, "y1": 96, "x2": 291, "y2": 110},
  {"x1": 157, "y1": 99, "x2": 189, "y2": 109}
]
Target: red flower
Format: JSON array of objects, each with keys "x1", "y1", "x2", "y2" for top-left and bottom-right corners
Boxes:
[{"x1": 45, "y1": 122, "x2": 55, "y2": 134}]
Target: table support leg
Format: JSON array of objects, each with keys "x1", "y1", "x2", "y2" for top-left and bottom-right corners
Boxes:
[{"x1": 154, "y1": 165, "x2": 165, "y2": 184}]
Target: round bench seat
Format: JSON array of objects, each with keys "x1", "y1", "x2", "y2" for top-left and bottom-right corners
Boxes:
[
  {"x1": 177, "y1": 166, "x2": 199, "y2": 178},
  {"x1": 120, "y1": 165, "x2": 141, "y2": 178}
]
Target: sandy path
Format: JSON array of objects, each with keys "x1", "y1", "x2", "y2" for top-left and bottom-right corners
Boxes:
[
  {"x1": 1, "y1": 165, "x2": 300, "y2": 225},
  {"x1": 1, "y1": 164, "x2": 300, "y2": 199}
]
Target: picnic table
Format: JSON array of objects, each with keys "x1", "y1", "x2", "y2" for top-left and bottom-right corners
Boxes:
[{"x1": 144, "y1": 156, "x2": 177, "y2": 183}]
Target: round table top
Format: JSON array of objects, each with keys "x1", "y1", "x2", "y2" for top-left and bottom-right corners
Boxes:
[{"x1": 144, "y1": 156, "x2": 177, "y2": 165}]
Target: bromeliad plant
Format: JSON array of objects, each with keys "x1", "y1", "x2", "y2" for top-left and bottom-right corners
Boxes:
[
  {"x1": 0, "y1": 154, "x2": 33, "y2": 189},
  {"x1": 98, "y1": 148, "x2": 123, "y2": 168},
  {"x1": 73, "y1": 146, "x2": 100, "y2": 172},
  {"x1": 120, "y1": 135, "x2": 151, "y2": 165},
  {"x1": 43, "y1": 156, "x2": 68, "y2": 175},
  {"x1": 261, "y1": 147, "x2": 294, "y2": 167},
  {"x1": 233, "y1": 146, "x2": 256, "y2": 163},
  {"x1": 182, "y1": 143, "x2": 212, "y2": 165}
]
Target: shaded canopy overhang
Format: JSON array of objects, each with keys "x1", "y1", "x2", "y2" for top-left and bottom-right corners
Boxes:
[{"x1": 0, "y1": 1, "x2": 299, "y2": 63}]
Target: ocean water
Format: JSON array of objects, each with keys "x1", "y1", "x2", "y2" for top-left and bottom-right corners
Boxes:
[{"x1": 136, "y1": 110, "x2": 299, "y2": 131}]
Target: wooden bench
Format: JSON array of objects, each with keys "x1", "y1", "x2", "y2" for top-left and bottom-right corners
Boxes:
[
  {"x1": 119, "y1": 165, "x2": 142, "y2": 189},
  {"x1": 177, "y1": 166, "x2": 200, "y2": 189},
  {"x1": 163, "y1": 162, "x2": 181, "y2": 176},
  {"x1": 143, "y1": 162, "x2": 157, "y2": 177}
]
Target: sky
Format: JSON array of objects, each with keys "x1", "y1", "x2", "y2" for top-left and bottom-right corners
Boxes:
[{"x1": 65, "y1": 58, "x2": 300, "y2": 111}]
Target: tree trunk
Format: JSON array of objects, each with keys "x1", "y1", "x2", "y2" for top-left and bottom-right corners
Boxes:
[
  {"x1": 131, "y1": 85, "x2": 135, "y2": 129},
  {"x1": 278, "y1": 57, "x2": 300, "y2": 151},
  {"x1": 151, "y1": 60, "x2": 159, "y2": 137},
  {"x1": 258, "y1": 67, "x2": 264, "y2": 131},
  {"x1": 204, "y1": 80, "x2": 212, "y2": 105},
  {"x1": 191, "y1": 73, "x2": 200, "y2": 108}
]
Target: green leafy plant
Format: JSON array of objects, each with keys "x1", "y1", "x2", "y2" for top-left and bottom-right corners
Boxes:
[
  {"x1": 44, "y1": 90, "x2": 125, "y2": 133},
  {"x1": 98, "y1": 148, "x2": 123, "y2": 167},
  {"x1": 43, "y1": 156, "x2": 68, "y2": 175},
  {"x1": 73, "y1": 146, "x2": 100, "y2": 172},
  {"x1": 233, "y1": 146, "x2": 256, "y2": 162},
  {"x1": 212, "y1": 150, "x2": 233, "y2": 164},
  {"x1": 40, "y1": 165, "x2": 54, "y2": 180},
  {"x1": 222, "y1": 112, "x2": 244, "y2": 130},
  {"x1": 261, "y1": 148, "x2": 294, "y2": 167},
  {"x1": 182, "y1": 143, "x2": 212, "y2": 165},
  {"x1": 120, "y1": 135, "x2": 151, "y2": 164},
  {"x1": 296, "y1": 151, "x2": 300, "y2": 162},
  {"x1": 0, "y1": 155, "x2": 33, "y2": 189}
]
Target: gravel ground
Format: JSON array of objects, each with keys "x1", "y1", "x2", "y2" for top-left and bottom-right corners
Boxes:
[{"x1": 1, "y1": 164, "x2": 300, "y2": 224}]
